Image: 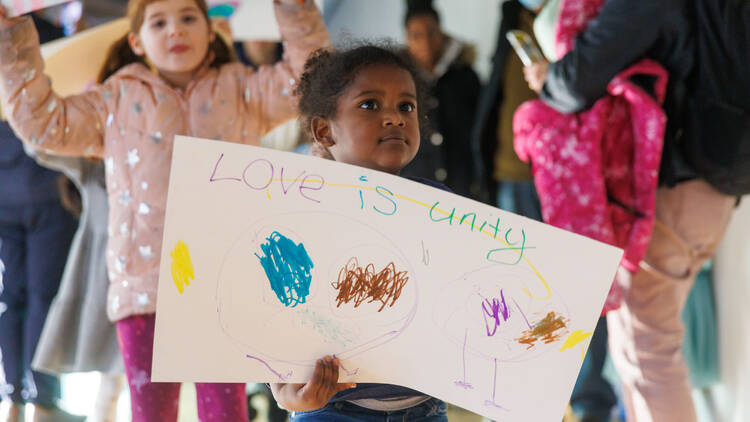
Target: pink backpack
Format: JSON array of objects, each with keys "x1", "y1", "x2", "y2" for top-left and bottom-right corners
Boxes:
[{"x1": 513, "y1": 0, "x2": 668, "y2": 314}]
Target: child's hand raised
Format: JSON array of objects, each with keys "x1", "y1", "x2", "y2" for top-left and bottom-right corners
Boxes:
[{"x1": 270, "y1": 356, "x2": 357, "y2": 412}]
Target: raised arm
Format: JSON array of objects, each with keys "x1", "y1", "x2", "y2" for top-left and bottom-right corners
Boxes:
[
  {"x1": 0, "y1": 14, "x2": 107, "y2": 158},
  {"x1": 244, "y1": 0, "x2": 331, "y2": 137}
]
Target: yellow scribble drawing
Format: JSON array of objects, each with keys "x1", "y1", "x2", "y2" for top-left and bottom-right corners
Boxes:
[
  {"x1": 560, "y1": 329, "x2": 593, "y2": 352},
  {"x1": 170, "y1": 240, "x2": 194, "y2": 294}
]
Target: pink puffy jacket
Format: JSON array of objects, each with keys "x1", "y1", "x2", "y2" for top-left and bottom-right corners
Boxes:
[{"x1": 0, "y1": 1, "x2": 330, "y2": 321}]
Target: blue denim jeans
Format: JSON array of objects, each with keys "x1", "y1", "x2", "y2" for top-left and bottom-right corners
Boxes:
[{"x1": 289, "y1": 398, "x2": 448, "y2": 422}]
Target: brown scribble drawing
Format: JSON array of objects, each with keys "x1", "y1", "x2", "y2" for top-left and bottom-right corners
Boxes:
[
  {"x1": 516, "y1": 311, "x2": 568, "y2": 349},
  {"x1": 331, "y1": 257, "x2": 409, "y2": 312}
]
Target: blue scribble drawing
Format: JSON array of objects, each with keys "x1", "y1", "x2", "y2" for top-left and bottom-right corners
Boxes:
[{"x1": 254, "y1": 231, "x2": 313, "y2": 307}]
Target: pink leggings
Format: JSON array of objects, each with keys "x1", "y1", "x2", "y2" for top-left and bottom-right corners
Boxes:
[{"x1": 116, "y1": 314, "x2": 249, "y2": 422}]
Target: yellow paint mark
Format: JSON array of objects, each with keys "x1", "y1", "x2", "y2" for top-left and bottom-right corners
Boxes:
[
  {"x1": 266, "y1": 185, "x2": 271, "y2": 200},
  {"x1": 581, "y1": 345, "x2": 586, "y2": 363},
  {"x1": 560, "y1": 330, "x2": 593, "y2": 352},
  {"x1": 170, "y1": 240, "x2": 194, "y2": 294}
]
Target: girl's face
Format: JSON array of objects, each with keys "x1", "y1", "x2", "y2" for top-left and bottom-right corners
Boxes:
[
  {"x1": 128, "y1": 0, "x2": 213, "y2": 87},
  {"x1": 313, "y1": 64, "x2": 421, "y2": 175}
]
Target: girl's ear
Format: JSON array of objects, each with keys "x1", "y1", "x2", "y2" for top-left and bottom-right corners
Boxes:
[
  {"x1": 311, "y1": 116, "x2": 335, "y2": 147},
  {"x1": 128, "y1": 33, "x2": 145, "y2": 56}
]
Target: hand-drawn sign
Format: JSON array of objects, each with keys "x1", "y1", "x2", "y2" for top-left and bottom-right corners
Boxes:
[
  {"x1": 215, "y1": 212, "x2": 417, "y2": 374},
  {"x1": 153, "y1": 137, "x2": 623, "y2": 422}
]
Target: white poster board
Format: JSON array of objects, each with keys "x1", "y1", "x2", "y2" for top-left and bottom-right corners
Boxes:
[
  {"x1": 153, "y1": 136, "x2": 622, "y2": 422},
  {"x1": 207, "y1": 0, "x2": 323, "y2": 41},
  {"x1": 2, "y1": 0, "x2": 67, "y2": 16}
]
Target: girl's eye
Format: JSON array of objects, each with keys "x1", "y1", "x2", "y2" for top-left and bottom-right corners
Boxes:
[
  {"x1": 358, "y1": 100, "x2": 379, "y2": 110},
  {"x1": 399, "y1": 102, "x2": 416, "y2": 112},
  {"x1": 182, "y1": 14, "x2": 198, "y2": 24},
  {"x1": 151, "y1": 19, "x2": 166, "y2": 29}
]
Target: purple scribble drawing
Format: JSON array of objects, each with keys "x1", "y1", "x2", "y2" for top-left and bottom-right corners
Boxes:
[
  {"x1": 483, "y1": 358, "x2": 509, "y2": 411},
  {"x1": 512, "y1": 297, "x2": 533, "y2": 330},
  {"x1": 482, "y1": 289, "x2": 511, "y2": 337},
  {"x1": 333, "y1": 355, "x2": 359, "y2": 376},
  {"x1": 246, "y1": 354, "x2": 293, "y2": 381},
  {"x1": 454, "y1": 329, "x2": 474, "y2": 389}
]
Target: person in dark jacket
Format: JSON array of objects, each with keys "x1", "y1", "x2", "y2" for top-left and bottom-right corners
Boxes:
[
  {"x1": 523, "y1": 1, "x2": 738, "y2": 421},
  {"x1": 0, "y1": 15, "x2": 82, "y2": 422},
  {"x1": 400, "y1": 0, "x2": 480, "y2": 199},
  {"x1": 470, "y1": 0, "x2": 541, "y2": 220}
]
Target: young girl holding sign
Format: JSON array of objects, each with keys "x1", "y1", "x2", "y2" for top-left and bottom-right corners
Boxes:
[
  {"x1": 0, "y1": 0, "x2": 329, "y2": 420},
  {"x1": 270, "y1": 45, "x2": 448, "y2": 421}
]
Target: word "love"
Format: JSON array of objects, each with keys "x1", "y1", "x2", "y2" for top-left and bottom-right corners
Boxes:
[{"x1": 208, "y1": 153, "x2": 325, "y2": 203}]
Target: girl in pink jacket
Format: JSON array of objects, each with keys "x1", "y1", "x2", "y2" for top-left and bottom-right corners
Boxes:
[{"x1": 0, "y1": 0, "x2": 329, "y2": 420}]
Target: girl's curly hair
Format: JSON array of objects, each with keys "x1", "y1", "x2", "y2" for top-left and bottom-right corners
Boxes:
[{"x1": 296, "y1": 42, "x2": 430, "y2": 141}]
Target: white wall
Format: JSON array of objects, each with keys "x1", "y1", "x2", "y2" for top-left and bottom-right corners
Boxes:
[{"x1": 322, "y1": 0, "x2": 504, "y2": 82}]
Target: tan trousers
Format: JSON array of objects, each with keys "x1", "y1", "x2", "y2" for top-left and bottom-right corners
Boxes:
[{"x1": 607, "y1": 180, "x2": 736, "y2": 422}]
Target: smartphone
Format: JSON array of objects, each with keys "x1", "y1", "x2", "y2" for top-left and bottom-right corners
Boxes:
[{"x1": 505, "y1": 30, "x2": 544, "y2": 66}]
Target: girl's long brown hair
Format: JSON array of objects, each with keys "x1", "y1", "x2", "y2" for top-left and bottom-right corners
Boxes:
[{"x1": 97, "y1": 0, "x2": 234, "y2": 83}]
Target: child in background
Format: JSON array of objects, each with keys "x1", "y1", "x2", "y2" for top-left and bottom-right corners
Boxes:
[
  {"x1": 402, "y1": 0, "x2": 480, "y2": 199},
  {"x1": 0, "y1": 0, "x2": 329, "y2": 420},
  {"x1": 270, "y1": 45, "x2": 448, "y2": 421},
  {"x1": 28, "y1": 152, "x2": 124, "y2": 422}
]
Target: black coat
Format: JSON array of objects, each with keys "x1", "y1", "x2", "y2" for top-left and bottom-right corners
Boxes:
[{"x1": 400, "y1": 43, "x2": 480, "y2": 199}]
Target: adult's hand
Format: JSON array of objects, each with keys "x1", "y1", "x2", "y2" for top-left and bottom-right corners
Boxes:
[{"x1": 523, "y1": 60, "x2": 550, "y2": 93}]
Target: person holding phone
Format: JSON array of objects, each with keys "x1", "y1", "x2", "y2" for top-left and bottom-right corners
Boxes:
[
  {"x1": 476, "y1": 2, "x2": 619, "y2": 422},
  {"x1": 517, "y1": 0, "x2": 741, "y2": 421}
]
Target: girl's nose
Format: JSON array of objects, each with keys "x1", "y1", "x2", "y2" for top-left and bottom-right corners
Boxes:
[
  {"x1": 168, "y1": 22, "x2": 185, "y2": 37},
  {"x1": 382, "y1": 110, "x2": 406, "y2": 127}
]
